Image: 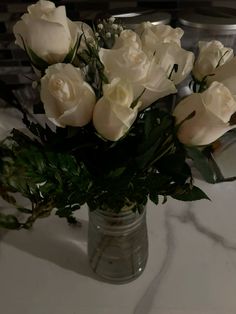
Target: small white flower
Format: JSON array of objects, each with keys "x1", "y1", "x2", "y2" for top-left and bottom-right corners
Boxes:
[
  {"x1": 95, "y1": 32, "x2": 100, "y2": 37},
  {"x1": 118, "y1": 26, "x2": 123, "y2": 31},
  {"x1": 106, "y1": 32, "x2": 111, "y2": 38},
  {"x1": 112, "y1": 24, "x2": 118, "y2": 30},
  {"x1": 108, "y1": 17, "x2": 115, "y2": 23},
  {"x1": 32, "y1": 81, "x2": 38, "y2": 89},
  {"x1": 97, "y1": 24, "x2": 104, "y2": 30}
]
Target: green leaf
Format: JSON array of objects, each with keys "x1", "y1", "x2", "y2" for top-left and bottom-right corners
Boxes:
[
  {"x1": 147, "y1": 173, "x2": 171, "y2": 191},
  {"x1": 107, "y1": 167, "x2": 126, "y2": 178},
  {"x1": 0, "y1": 213, "x2": 21, "y2": 229},
  {"x1": 168, "y1": 63, "x2": 178, "y2": 80},
  {"x1": 172, "y1": 185, "x2": 210, "y2": 201},
  {"x1": 186, "y1": 147, "x2": 216, "y2": 183},
  {"x1": 135, "y1": 110, "x2": 174, "y2": 169},
  {"x1": 66, "y1": 215, "x2": 78, "y2": 225},
  {"x1": 27, "y1": 46, "x2": 49, "y2": 70},
  {"x1": 157, "y1": 150, "x2": 191, "y2": 184},
  {"x1": 18, "y1": 35, "x2": 49, "y2": 72},
  {"x1": 17, "y1": 207, "x2": 32, "y2": 214},
  {"x1": 63, "y1": 34, "x2": 83, "y2": 64},
  {"x1": 149, "y1": 192, "x2": 159, "y2": 205},
  {"x1": 33, "y1": 102, "x2": 45, "y2": 114}
]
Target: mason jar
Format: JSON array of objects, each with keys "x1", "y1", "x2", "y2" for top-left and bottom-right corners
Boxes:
[
  {"x1": 96, "y1": 8, "x2": 171, "y2": 30},
  {"x1": 88, "y1": 206, "x2": 148, "y2": 284},
  {"x1": 178, "y1": 7, "x2": 236, "y2": 52}
]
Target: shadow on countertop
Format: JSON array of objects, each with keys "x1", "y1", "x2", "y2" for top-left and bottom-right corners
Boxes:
[{"x1": 0, "y1": 214, "x2": 99, "y2": 280}]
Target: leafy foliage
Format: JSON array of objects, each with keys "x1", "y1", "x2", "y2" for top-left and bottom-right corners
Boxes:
[
  {"x1": 0, "y1": 20, "x2": 211, "y2": 229},
  {"x1": 0, "y1": 132, "x2": 91, "y2": 229},
  {"x1": 0, "y1": 101, "x2": 210, "y2": 229}
]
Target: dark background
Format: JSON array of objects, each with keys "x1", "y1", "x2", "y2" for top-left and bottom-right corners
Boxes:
[{"x1": 0, "y1": 0, "x2": 236, "y2": 88}]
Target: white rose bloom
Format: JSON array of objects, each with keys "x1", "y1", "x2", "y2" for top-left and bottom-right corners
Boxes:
[
  {"x1": 173, "y1": 82, "x2": 236, "y2": 146},
  {"x1": 193, "y1": 40, "x2": 234, "y2": 81},
  {"x1": 113, "y1": 30, "x2": 142, "y2": 49},
  {"x1": 134, "y1": 60, "x2": 177, "y2": 110},
  {"x1": 0, "y1": 108, "x2": 25, "y2": 141},
  {"x1": 93, "y1": 78, "x2": 141, "y2": 141},
  {"x1": 100, "y1": 42, "x2": 176, "y2": 108},
  {"x1": 13, "y1": 0, "x2": 79, "y2": 64},
  {"x1": 137, "y1": 22, "x2": 184, "y2": 57},
  {"x1": 99, "y1": 45, "x2": 150, "y2": 84},
  {"x1": 207, "y1": 56, "x2": 236, "y2": 95},
  {"x1": 154, "y1": 42, "x2": 194, "y2": 85},
  {"x1": 40, "y1": 63, "x2": 96, "y2": 127}
]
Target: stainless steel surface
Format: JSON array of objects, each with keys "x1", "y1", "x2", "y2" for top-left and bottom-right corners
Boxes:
[
  {"x1": 112, "y1": 10, "x2": 171, "y2": 27},
  {"x1": 98, "y1": 8, "x2": 171, "y2": 29},
  {"x1": 179, "y1": 14, "x2": 236, "y2": 31},
  {"x1": 178, "y1": 7, "x2": 236, "y2": 52},
  {"x1": 179, "y1": 7, "x2": 236, "y2": 31}
]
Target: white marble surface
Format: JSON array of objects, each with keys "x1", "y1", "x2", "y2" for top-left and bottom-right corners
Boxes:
[{"x1": 1, "y1": 176, "x2": 236, "y2": 314}]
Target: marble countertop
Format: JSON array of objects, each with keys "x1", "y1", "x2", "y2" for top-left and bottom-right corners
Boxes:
[{"x1": 1, "y1": 173, "x2": 236, "y2": 314}]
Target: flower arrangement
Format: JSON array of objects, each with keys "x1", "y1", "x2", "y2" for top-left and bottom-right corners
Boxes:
[{"x1": 0, "y1": 0, "x2": 236, "y2": 230}]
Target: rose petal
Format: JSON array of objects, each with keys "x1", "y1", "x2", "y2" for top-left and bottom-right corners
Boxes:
[
  {"x1": 173, "y1": 91, "x2": 236, "y2": 146},
  {"x1": 13, "y1": 20, "x2": 27, "y2": 49},
  {"x1": 207, "y1": 57, "x2": 236, "y2": 95},
  {"x1": 201, "y1": 82, "x2": 236, "y2": 123},
  {"x1": 93, "y1": 98, "x2": 138, "y2": 141},
  {"x1": 26, "y1": 18, "x2": 71, "y2": 63},
  {"x1": 58, "y1": 97, "x2": 95, "y2": 127},
  {"x1": 155, "y1": 42, "x2": 194, "y2": 85},
  {"x1": 99, "y1": 46, "x2": 149, "y2": 83},
  {"x1": 177, "y1": 109, "x2": 236, "y2": 146}
]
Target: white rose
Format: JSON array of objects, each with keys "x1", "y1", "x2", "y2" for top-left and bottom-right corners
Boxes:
[
  {"x1": 40, "y1": 63, "x2": 96, "y2": 127},
  {"x1": 136, "y1": 23, "x2": 194, "y2": 85},
  {"x1": 137, "y1": 22, "x2": 184, "y2": 57},
  {"x1": 99, "y1": 42, "x2": 176, "y2": 109},
  {"x1": 93, "y1": 78, "x2": 140, "y2": 141},
  {"x1": 99, "y1": 45, "x2": 150, "y2": 84},
  {"x1": 134, "y1": 60, "x2": 176, "y2": 110},
  {"x1": 207, "y1": 56, "x2": 236, "y2": 95},
  {"x1": 173, "y1": 82, "x2": 236, "y2": 146},
  {"x1": 192, "y1": 40, "x2": 233, "y2": 81},
  {"x1": 113, "y1": 30, "x2": 142, "y2": 49},
  {"x1": 154, "y1": 42, "x2": 194, "y2": 85},
  {"x1": 0, "y1": 108, "x2": 25, "y2": 141},
  {"x1": 13, "y1": 0, "x2": 79, "y2": 64}
]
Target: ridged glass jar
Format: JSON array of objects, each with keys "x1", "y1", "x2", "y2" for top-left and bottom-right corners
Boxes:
[{"x1": 87, "y1": 206, "x2": 148, "y2": 284}]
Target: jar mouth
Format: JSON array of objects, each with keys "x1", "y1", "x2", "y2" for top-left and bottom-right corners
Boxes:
[
  {"x1": 178, "y1": 9, "x2": 236, "y2": 31},
  {"x1": 95, "y1": 206, "x2": 145, "y2": 217},
  {"x1": 89, "y1": 206, "x2": 147, "y2": 234}
]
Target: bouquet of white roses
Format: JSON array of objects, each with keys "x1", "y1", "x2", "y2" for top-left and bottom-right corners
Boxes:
[{"x1": 0, "y1": 0, "x2": 236, "y2": 229}]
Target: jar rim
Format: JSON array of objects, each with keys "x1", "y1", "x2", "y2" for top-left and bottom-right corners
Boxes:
[
  {"x1": 178, "y1": 9, "x2": 236, "y2": 31},
  {"x1": 89, "y1": 207, "x2": 146, "y2": 234}
]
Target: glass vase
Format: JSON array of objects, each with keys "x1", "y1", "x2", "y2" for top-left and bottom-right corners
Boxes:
[{"x1": 87, "y1": 206, "x2": 148, "y2": 284}]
